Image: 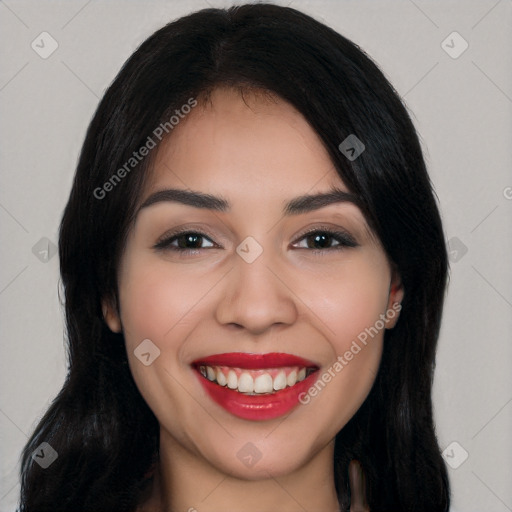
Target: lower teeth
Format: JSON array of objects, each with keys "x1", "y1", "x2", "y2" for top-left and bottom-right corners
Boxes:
[{"x1": 241, "y1": 390, "x2": 275, "y2": 396}]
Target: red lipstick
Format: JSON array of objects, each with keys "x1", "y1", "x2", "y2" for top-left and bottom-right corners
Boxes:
[
  {"x1": 194, "y1": 352, "x2": 316, "y2": 369},
  {"x1": 192, "y1": 352, "x2": 319, "y2": 421}
]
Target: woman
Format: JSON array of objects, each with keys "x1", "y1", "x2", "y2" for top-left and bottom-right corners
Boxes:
[{"x1": 18, "y1": 4, "x2": 450, "y2": 511}]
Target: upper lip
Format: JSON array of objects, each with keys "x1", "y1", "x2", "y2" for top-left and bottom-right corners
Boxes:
[{"x1": 191, "y1": 352, "x2": 319, "y2": 370}]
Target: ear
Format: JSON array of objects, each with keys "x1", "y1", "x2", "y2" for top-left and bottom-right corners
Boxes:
[
  {"x1": 102, "y1": 297, "x2": 122, "y2": 333},
  {"x1": 385, "y1": 268, "x2": 404, "y2": 329}
]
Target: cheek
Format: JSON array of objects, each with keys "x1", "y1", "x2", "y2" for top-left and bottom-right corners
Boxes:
[
  {"x1": 294, "y1": 254, "x2": 390, "y2": 426},
  {"x1": 118, "y1": 254, "x2": 216, "y2": 351},
  {"x1": 301, "y1": 253, "x2": 391, "y2": 352},
  {"x1": 116, "y1": 256, "x2": 217, "y2": 437},
  {"x1": 116, "y1": 254, "x2": 223, "y2": 417},
  {"x1": 115, "y1": 255, "x2": 194, "y2": 393}
]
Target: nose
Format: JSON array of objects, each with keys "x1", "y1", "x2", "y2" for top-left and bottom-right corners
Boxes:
[{"x1": 214, "y1": 247, "x2": 298, "y2": 336}]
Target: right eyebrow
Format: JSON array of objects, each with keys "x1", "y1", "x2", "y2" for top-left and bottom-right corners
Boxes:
[{"x1": 138, "y1": 188, "x2": 229, "y2": 212}]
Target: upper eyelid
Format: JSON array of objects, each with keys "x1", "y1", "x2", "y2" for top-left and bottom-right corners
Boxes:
[{"x1": 293, "y1": 225, "x2": 356, "y2": 240}]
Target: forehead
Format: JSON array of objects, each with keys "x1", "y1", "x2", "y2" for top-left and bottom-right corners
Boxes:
[{"x1": 144, "y1": 87, "x2": 346, "y2": 202}]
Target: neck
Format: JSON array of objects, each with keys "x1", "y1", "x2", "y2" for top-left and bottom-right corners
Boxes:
[{"x1": 145, "y1": 429, "x2": 341, "y2": 512}]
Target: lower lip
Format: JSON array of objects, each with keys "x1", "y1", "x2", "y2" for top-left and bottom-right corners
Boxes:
[{"x1": 195, "y1": 370, "x2": 318, "y2": 421}]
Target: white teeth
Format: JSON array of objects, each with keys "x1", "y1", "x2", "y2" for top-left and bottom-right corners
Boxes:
[
  {"x1": 199, "y1": 365, "x2": 313, "y2": 394},
  {"x1": 287, "y1": 370, "x2": 297, "y2": 387},
  {"x1": 273, "y1": 371, "x2": 287, "y2": 391},
  {"x1": 238, "y1": 372, "x2": 254, "y2": 393},
  {"x1": 227, "y1": 370, "x2": 238, "y2": 390},
  {"x1": 254, "y1": 373, "x2": 273, "y2": 393},
  {"x1": 216, "y1": 368, "x2": 227, "y2": 387},
  {"x1": 206, "y1": 366, "x2": 216, "y2": 381}
]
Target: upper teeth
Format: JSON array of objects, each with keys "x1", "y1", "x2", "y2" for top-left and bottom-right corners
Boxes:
[{"x1": 198, "y1": 365, "x2": 308, "y2": 394}]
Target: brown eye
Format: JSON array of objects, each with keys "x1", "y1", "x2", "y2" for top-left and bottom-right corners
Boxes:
[
  {"x1": 305, "y1": 232, "x2": 336, "y2": 249},
  {"x1": 293, "y1": 229, "x2": 358, "y2": 251},
  {"x1": 154, "y1": 231, "x2": 216, "y2": 251}
]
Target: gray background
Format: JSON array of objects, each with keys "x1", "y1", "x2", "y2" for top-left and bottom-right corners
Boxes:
[{"x1": 1, "y1": 1, "x2": 511, "y2": 511}]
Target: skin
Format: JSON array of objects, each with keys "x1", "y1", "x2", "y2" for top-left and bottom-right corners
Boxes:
[{"x1": 104, "y1": 87, "x2": 403, "y2": 512}]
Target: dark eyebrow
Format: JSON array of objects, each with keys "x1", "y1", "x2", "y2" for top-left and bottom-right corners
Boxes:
[
  {"x1": 139, "y1": 188, "x2": 229, "y2": 212},
  {"x1": 138, "y1": 186, "x2": 360, "y2": 215},
  {"x1": 283, "y1": 187, "x2": 360, "y2": 215}
]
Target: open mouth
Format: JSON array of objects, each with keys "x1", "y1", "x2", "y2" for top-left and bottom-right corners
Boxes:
[
  {"x1": 191, "y1": 352, "x2": 320, "y2": 421},
  {"x1": 196, "y1": 365, "x2": 316, "y2": 395}
]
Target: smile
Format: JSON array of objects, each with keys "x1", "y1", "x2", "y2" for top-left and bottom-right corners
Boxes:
[
  {"x1": 192, "y1": 352, "x2": 319, "y2": 421},
  {"x1": 198, "y1": 365, "x2": 315, "y2": 394}
]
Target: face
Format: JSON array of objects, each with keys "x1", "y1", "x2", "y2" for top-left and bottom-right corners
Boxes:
[{"x1": 104, "y1": 87, "x2": 403, "y2": 480}]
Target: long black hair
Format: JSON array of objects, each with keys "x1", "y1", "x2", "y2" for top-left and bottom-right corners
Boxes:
[{"x1": 18, "y1": 4, "x2": 450, "y2": 511}]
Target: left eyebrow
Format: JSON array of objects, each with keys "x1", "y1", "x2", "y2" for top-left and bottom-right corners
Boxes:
[
  {"x1": 283, "y1": 187, "x2": 360, "y2": 215},
  {"x1": 138, "y1": 186, "x2": 360, "y2": 215}
]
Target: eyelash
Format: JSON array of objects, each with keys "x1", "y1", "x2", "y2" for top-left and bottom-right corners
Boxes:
[{"x1": 153, "y1": 226, "x2": 358, "y2": 255}]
